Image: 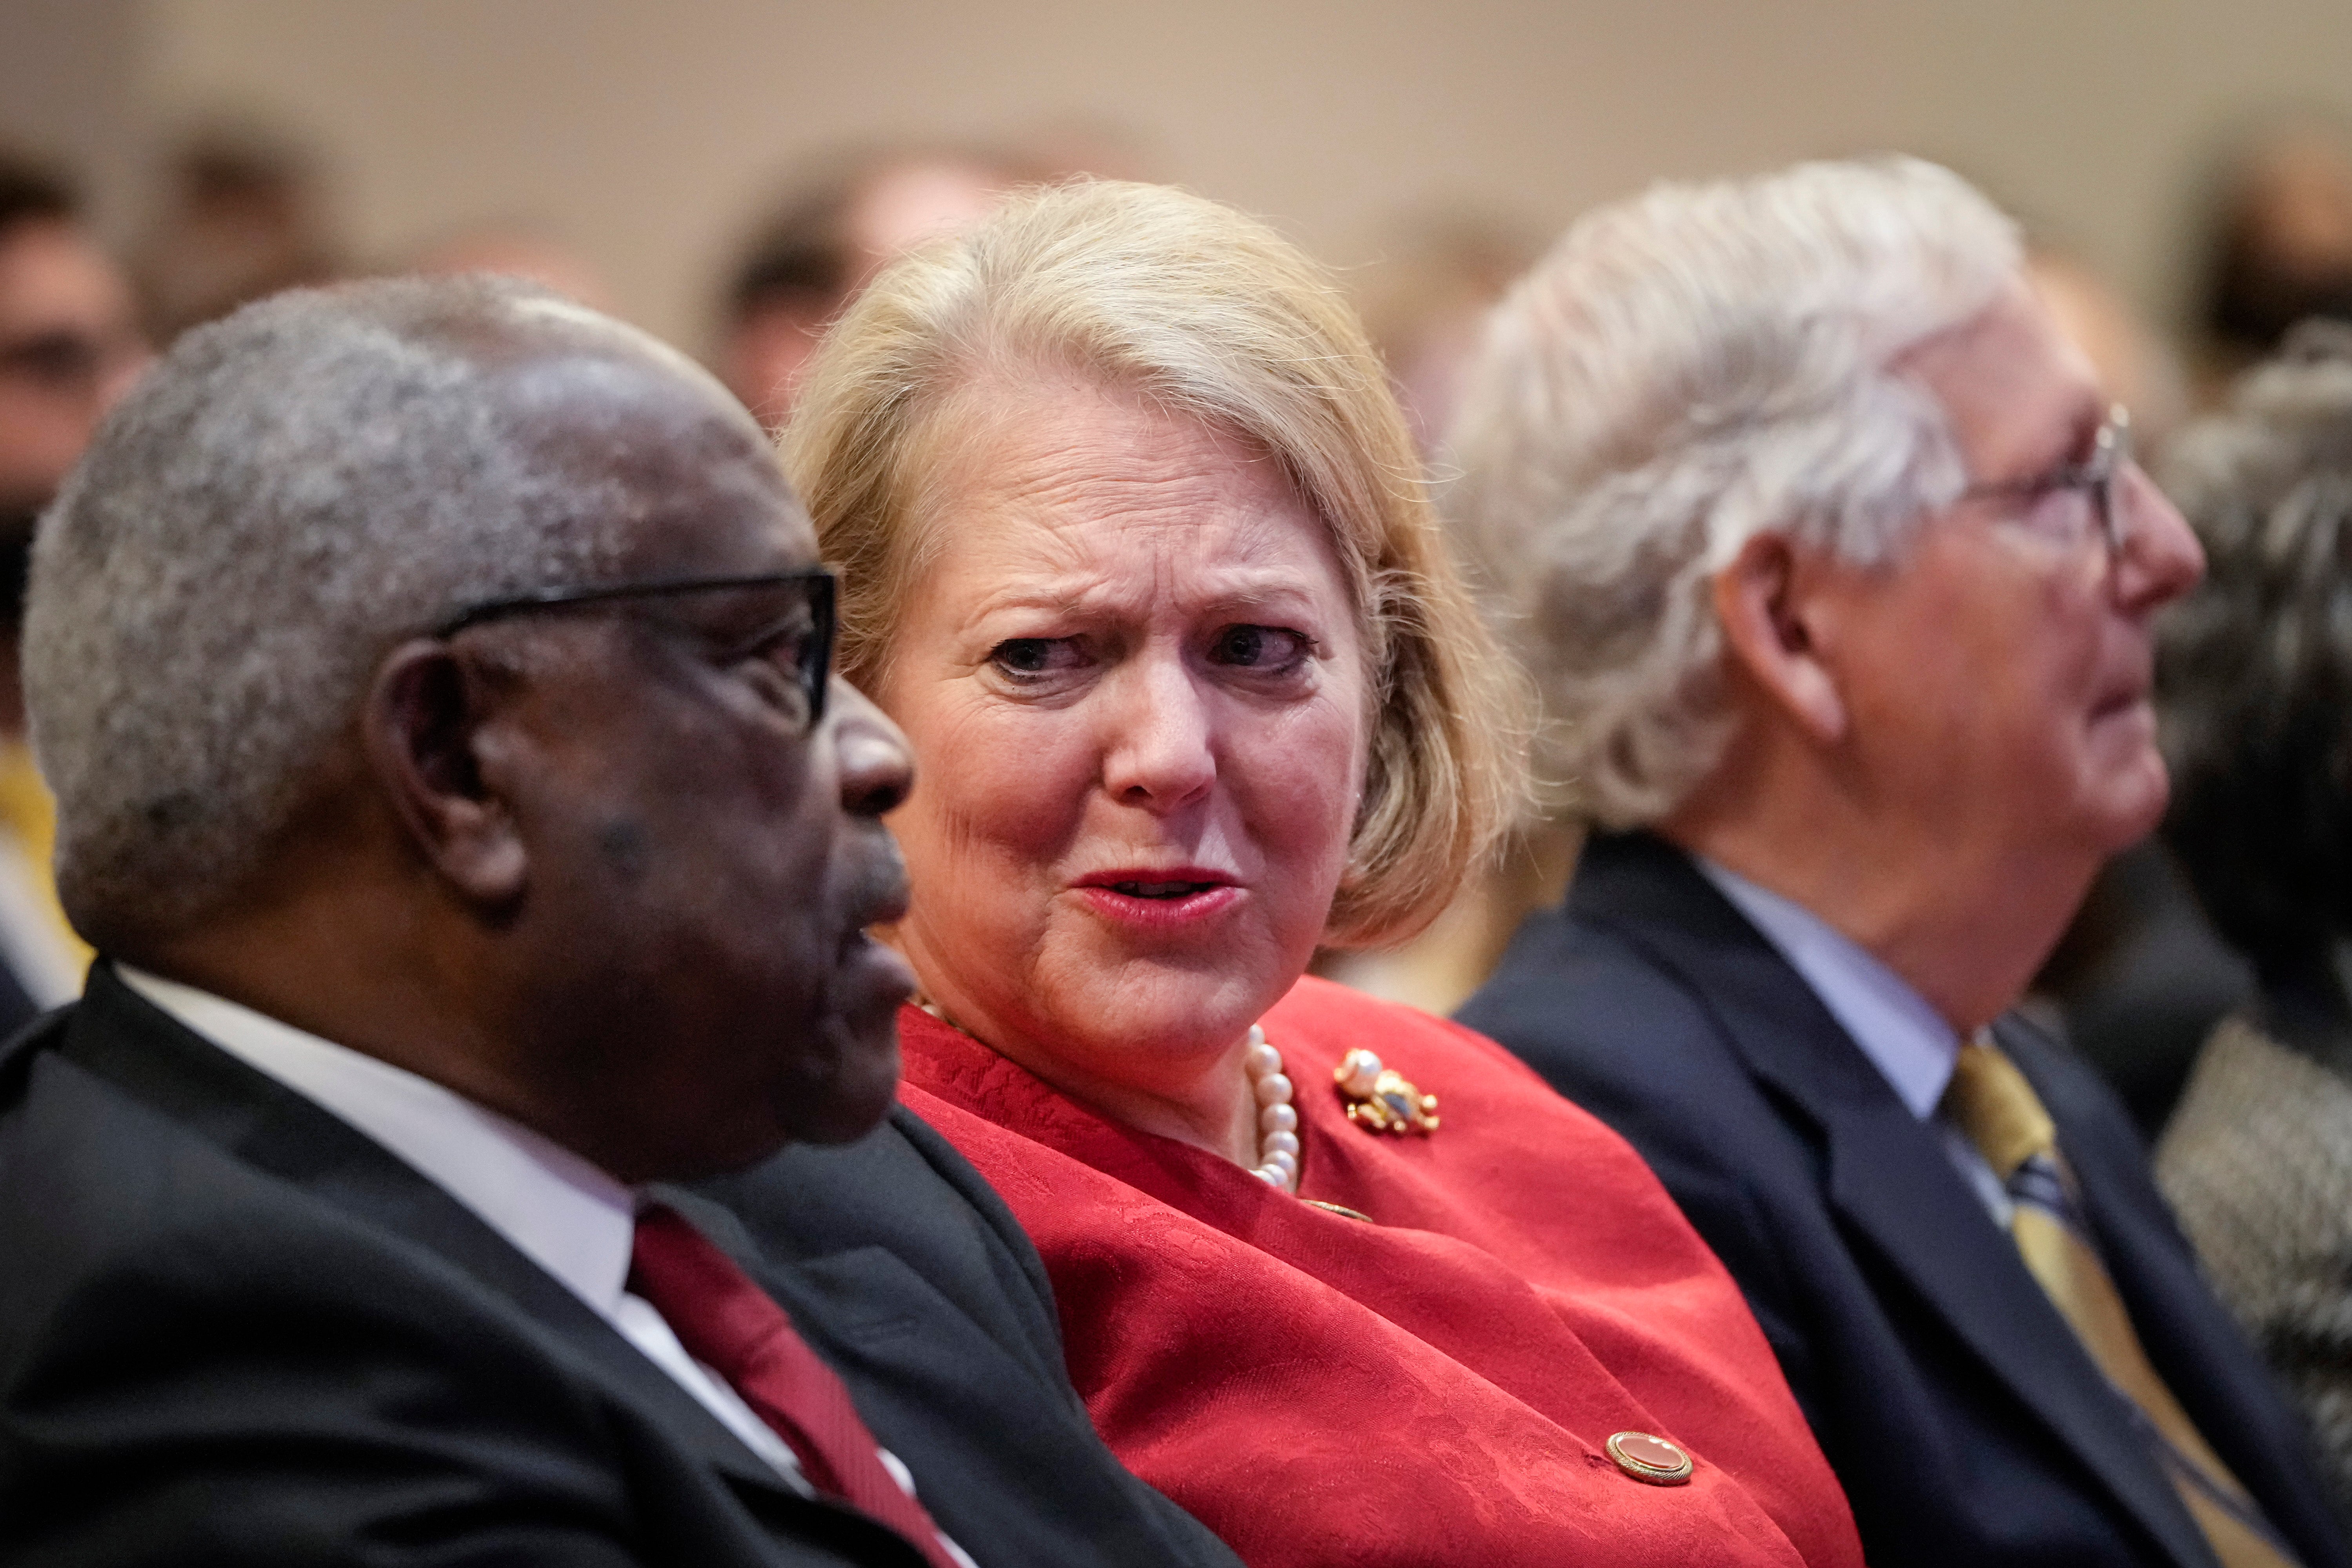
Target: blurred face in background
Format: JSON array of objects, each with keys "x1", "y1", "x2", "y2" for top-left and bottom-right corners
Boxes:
[
  {"x1": 719, "y1": 157, "x2": 1011, "y2": 429},
  {"x1": 0, "y1": 218, "x2": 146, "y2": 513}
]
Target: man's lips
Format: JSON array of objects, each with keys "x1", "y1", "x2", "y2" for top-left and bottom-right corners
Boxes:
[
  {"x1": 848, "y1": 842, "x2": 912, "y2": 930},
  {"x1": 2090, "y1": 670, "x2": 2154, "y2": 722},
  {"x1": 2090, "y1": 690, "x2": 2151, "y2": 723},
  {"x1": 2088, "y1": 639, "x2": 2156, "y2": 723}
]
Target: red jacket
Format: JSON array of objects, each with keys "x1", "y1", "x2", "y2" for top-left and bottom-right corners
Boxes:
[{"x1": 899, "y1": 976, "x2": 1863, "y2": 1568}]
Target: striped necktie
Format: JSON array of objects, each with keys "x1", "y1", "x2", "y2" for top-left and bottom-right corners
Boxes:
[{"x1": 1943, "y1": 1034, "x2": 2299, "y2": 1568}]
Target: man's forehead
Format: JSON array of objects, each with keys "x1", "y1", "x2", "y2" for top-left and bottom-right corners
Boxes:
[
  {"x1": 1902, "y1": 278, "x2": 2105, "y2": 474},
  {"x1": 467, "y1": 335, "x2": 811, "y2": 570},
  {"x1": 504, "y1": 295, "x2": 711, "y2": 387},
  {"x1": 611, "y1": 487, "x2": 818, "y2": 577},
  {"x1": 488, "y1": 330, "x2": 771, "y2": 477}
]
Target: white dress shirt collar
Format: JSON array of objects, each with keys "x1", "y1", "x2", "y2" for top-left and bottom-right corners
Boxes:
[
  {"x1": 109, "y1": 964, "x2": 982, "y2": 1561},
  {"x1": 116, "y1": 963, "x2": 637, "y2": 1315},
  {"x1": 1694, "y1": 857, "x2": 1961, "y2": 1118},
  {"x1": 1692, "y1": 859, "x2": 2013, "y2": 1225},
  {"x1": 112, "y1": 963, "x2": 832, "y2": 1490}
]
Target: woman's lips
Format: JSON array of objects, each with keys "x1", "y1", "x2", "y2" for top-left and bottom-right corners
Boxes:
[{"x1": 1071, "y1": 872, "x2": 1244, "y2": 930}]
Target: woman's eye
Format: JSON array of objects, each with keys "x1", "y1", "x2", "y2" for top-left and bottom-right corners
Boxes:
[
  {"x1": 988, "y1": 637, "x2": 1087, "y2": 680},
  {"x1": 1209, "y1": 624, "x2": 1313, "y2": 671}
]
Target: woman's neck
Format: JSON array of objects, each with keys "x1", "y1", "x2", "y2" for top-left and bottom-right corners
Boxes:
[{"x1": 919, "y1": 996, "x2": 1264, "y2": 1168}]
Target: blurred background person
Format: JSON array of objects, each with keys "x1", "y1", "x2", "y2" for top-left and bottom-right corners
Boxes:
[
  {"x1": 16, "y1": 1, "x2": 2352, "y2": 400},
  {"x1": 1317, "y1": 210, "x2": 1566, "y2": 1016},
  {"x1": 0, "y1": 148, "x2": 143, "y2": 1026},
  {"x1": 1354, "y1": 212, "x2": 1539, "y2": 461},
  {"x1": 0, "y1": 154, "x2": 143, "y2": 525},
  {"x1": 406, "y1": 220, "x2": 616, "y2": 313},
  {"x1": 2195, "y1": 117, "x2": 2352, "y2": 397},
  {"x1": 781, "y1": 178, "x2": 1866, "y2": 1568},
  {"x1": 2151, "y1": 318, "x2": 2352, "y2": 1519},
  {"x1": 2030, "y1": 244, "x2": 2194, "y2": 451},
  {"x1": 712, "y1": 142, "x2": 1031, "y2": 428},
  {"x1": 134, "y1": 123, "x2": 341, "y2": 346}
]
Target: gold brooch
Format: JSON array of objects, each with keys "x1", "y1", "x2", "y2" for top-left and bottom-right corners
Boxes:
[{"x1": 1334, "y1": 1049, "x2": 1439, "y2": 1134}]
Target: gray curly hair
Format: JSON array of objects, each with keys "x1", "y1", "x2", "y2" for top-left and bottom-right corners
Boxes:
[
  {"x1": 2158, "y1": 320, "x2": 2352, "y2": 968},
  {"x1": 1445, "y1": 156, "x2": 2021, "y2": 826},
  {"x1": 26, "y1": 274, "x2": 657, "y2": 945}
]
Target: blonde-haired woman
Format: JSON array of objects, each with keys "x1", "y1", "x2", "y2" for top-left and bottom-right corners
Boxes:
[{"x1": 784, "y1": 180, "x2": 1863, "y2": 1568}]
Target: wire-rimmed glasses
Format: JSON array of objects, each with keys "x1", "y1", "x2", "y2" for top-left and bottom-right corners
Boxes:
[{"x1": 1959, "y1": 403, "x2": 2134, "y2": 559}]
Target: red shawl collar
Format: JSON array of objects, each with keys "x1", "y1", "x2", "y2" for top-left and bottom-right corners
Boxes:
[{"x1": 898, "y1": 976, "x2": 1863, "y2": 1568}]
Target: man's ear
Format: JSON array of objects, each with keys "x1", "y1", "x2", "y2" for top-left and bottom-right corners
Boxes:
[
  {"x1": 362, "y1": 640, "x2": 528, "y2": 905},
  {"x1": 1710, "y1": 531, "x2": 1848, "y2": 744}
]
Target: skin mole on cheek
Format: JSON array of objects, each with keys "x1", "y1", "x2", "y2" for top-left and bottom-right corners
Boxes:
[{"x1": 595, "y1": 818, "x2": 651, "y2": 881}]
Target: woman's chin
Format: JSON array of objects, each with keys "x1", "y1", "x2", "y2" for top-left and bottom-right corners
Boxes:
[{"x1": 1082, "y1": 970, "x2": 1292, "y2": 1053}]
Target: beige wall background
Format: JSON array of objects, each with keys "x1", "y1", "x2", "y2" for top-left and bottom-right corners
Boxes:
[{"x1": 7, "y1": 0, "x2": 2352, "y2": 353}]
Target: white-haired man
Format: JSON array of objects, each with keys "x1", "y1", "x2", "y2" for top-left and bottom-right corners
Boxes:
[
  {"x1": 1455, "y1": 158, "x2": 2347, "y2": 1568},
  {"x1": 0, "y1": 275, "x2": 1243, "y2": 1568}
]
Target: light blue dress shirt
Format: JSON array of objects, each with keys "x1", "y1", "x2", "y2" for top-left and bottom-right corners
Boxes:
[{"x1": 1696, "y1": 857, "x2": 2012, "y2": 1224}]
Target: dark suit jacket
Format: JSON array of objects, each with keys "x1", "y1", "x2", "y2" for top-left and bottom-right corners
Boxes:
[
  {"x1": 0, "y1": 964, "x2": 1242, "y2": 1568},
  {"x1": 1458, "y1": 831, "x2": 2349, "y2": 1568}
]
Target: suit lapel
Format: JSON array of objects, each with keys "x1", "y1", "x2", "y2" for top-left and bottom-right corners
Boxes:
[
  {"x1": 1574, "y1": 834, "x2": 2217, "y2": 1568},
  {"x1": 56, "y1": 966, "x2": 808, "y2": 1509}
]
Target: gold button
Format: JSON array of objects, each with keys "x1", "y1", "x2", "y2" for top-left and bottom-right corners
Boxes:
[{"x1": 1606, "y1": 1430, "x2": 1694, "y2": 1485}]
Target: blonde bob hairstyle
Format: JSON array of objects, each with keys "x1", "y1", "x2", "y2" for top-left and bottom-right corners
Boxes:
[{"x1": 784, "y1": 178, "x2": 1526, "y2": 948}]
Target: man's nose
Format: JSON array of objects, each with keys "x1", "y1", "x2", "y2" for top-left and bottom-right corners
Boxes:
[
  {"x1": 825, "y1": 678, "x2": 913, "y2": 818},
  {"x1": 2116, "y1": 467, "x2": 2205, "y2": 611}
]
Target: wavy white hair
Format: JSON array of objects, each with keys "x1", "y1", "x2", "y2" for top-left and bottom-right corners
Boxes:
[{"x1": 1445, "y1": 156, "x2": 2021, "y2": 826}]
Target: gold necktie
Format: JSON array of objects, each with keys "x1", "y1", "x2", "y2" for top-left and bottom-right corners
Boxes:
[{"x1": 1943, "y1": 1035, "x2": 2297, "y2": 1568}]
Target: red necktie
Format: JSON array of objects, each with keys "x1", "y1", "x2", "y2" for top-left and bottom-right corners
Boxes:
[{"x1": 628, "y1": 1204, "x2": 964, "y2": 1568}]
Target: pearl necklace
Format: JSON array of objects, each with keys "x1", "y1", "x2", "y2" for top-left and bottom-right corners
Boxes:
[
  {"x1": 1242, "y1": 1024, "x2": 1301, "y2": 1192},
  {"x1": 920, "y1": 998, "x2": 1301, "y2": 1193}
]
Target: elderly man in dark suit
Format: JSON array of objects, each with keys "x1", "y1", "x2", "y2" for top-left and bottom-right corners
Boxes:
[
  {"x1": 1453, "y1": 156, "x2": 2348, "y2": 1568},
  {"x1": 0, "y1": 275, "x2": 1241, "y2": 1568}
]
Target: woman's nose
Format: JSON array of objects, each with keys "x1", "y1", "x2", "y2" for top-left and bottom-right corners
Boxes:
[{"x1": 1099, "y1": 658, "x2": 1216, "y2": 812}]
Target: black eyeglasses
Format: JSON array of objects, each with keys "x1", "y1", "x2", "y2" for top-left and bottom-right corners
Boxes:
[
  {"x1": 433, "y1": 567, "x2": 837, "y2": 732},
  {"x1": 1960, "y1": 403, "x2": 2134, "y2": 559}
]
